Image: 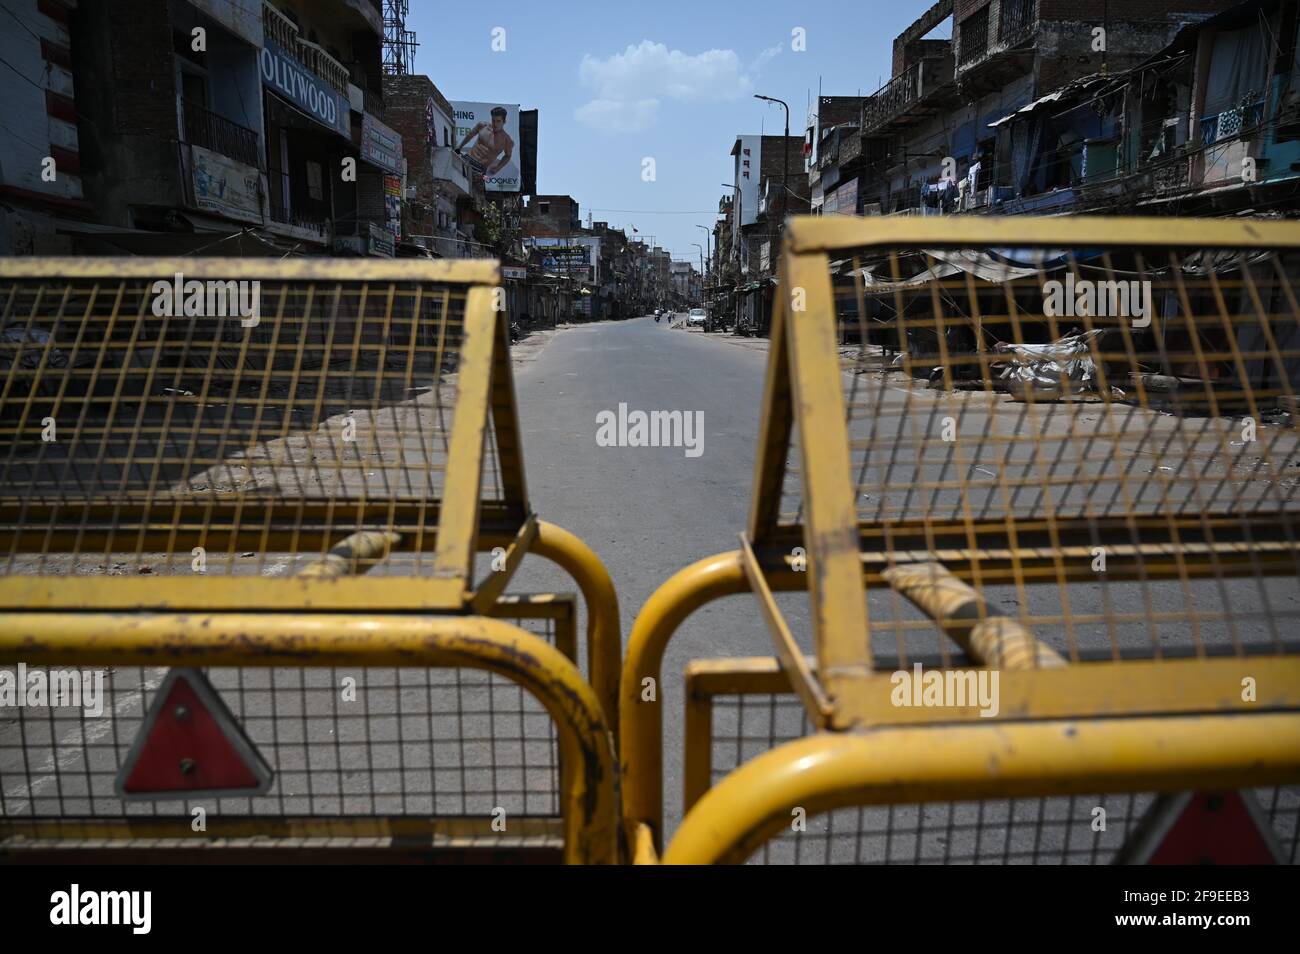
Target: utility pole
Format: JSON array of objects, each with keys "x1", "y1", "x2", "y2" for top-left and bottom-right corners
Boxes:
[
  {"x1": 695, "y1": 223, "x2": 711, "y2": 317},
  {"x1": 721, "y1": 182, "x2": 742, "y2": 330}
]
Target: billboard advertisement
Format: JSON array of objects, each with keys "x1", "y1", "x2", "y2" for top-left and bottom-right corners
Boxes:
[
  {"x1": 190, "y1": 145, "x2": 263, "y2": 224},
  {"x1": 383, "y1": 174, "x2": 402, "y2": 238},
  {"x1": 451, "y1": 101, "x2": 521, "y2": 192},
  {"x1": 528, "y1": 237, "x2": 599, "y2": 281}
]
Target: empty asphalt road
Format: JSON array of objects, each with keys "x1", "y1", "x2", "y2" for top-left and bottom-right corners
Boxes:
[{"x1": 507, "y1": 315, "x2": 809, "y2": 841}]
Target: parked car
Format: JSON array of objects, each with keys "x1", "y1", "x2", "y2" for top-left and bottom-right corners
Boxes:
[{"x1": 687, "y1": 308, "x2": 707, "y2": 327}]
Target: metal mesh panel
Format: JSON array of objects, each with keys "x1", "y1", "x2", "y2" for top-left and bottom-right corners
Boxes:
[
  {"x1": 0, "y1": 613, "x2": 563, "y2": 831},
  {"x1": 751, "y1": 790, "x2": 1300, "y2": 865},
  {"x1": 0, "y1": 268, "x2": 485, "y2": 576},
  {"x1": 705, "y1": 689, "x2": 1299, "y2": 864},
  {"x1": 779, "y1": 241, "x2": 1300, "y2": 663},
  {"x1": 709, "y1": 694, "x2": 809, "y2": 791}
]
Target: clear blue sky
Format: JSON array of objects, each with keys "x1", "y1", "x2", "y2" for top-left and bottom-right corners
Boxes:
[{"x1": 406, "y1": 0, "x2": 945, "y2": 263}]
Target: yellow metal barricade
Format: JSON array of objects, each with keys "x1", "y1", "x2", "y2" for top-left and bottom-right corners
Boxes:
[
  {"x1": 625, "y1": 217, "x2": 1300, "y2": 863},
  {"x1": 0, "y1": 257, "x2": 619, "y2": 863}
]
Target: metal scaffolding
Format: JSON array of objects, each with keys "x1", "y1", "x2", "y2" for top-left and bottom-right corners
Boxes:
[{"x1": 382, "y1": 0, "x2": 419, "y2": 76}]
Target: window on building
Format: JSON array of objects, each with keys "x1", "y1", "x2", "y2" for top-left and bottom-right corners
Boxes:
[
  {"x1": 443, "y1": 126, "x2": 450, "y2": 146},
  {"x1": 306, "y1": 161, "x2": 324, "y2": 201},
  {"x1": 999, "y1": 0, "x2": 1034, "y2": 42},
  {"x1": 180, "y1": 69, "x2": 208, "y2": 109},
  {"x1": 539, "y1": 202, "x2": 550, "y2": 214},
  {"x1": 959, "y1": 7, "x2": 990, "y2": 66}
]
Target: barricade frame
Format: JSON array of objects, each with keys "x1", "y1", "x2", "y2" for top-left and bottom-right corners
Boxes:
[
  {"x1": 624, "y1": 216, "x2": 1300, "y2": 857},
  {"x1": 0, "y1": 257, "x2": 620, "y2": 862}
]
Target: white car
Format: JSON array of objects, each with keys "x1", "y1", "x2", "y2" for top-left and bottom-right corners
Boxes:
[{"x1": 687, "y1": 308, "x2": 707, "y2": 327}]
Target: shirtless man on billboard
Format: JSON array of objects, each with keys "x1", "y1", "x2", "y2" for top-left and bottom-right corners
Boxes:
[{"x1": 456, "y1": 106, "x2": 514, "y2": 180}]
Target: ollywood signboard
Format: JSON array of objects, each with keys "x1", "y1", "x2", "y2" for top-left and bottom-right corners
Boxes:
[{"x1": 260, "y1": 39, "x2": 350, "y2": 140}]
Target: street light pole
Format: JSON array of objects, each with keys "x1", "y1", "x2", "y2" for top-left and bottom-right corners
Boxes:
[
  {"x1": 754, "y1": 94, "x2": 790, "y2": 230},
  {"x1": 695, "y1": 223, "x2": 711, "y2": 316},
  {"x1": 695, "y1": 223, "x2": 711, "y2": 280}
]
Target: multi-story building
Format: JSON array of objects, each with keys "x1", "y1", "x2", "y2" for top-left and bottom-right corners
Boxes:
[
  {"x1": 726, "y1": 133, "x2": 807, "y2": 333},
  {"x1": 0, "y1": 0, "x2": 95, "y2": 254},
  {"x1": 521, "y1": 195, "x2": 592, "y2": 319},
  {"x1": 853, "y1": 0, "x2": 1230, "y2": 217},
  {"x1": 650, "y1": 246, "x2": 671, "y2": 306},
  {"x1": 797, "y1": 0, "x2": 1281, "y2": 355},
  {"x1": 669, "y1": 260, "x2": 700, "y2": 306},
  {"x1": 521, "y1": 194, "x2": 581, "y2": 239},
  {"x1": 383, "y1": 73, "x2": 478, "y2": 258},
  {"x1": 588, "y1": 221, "x2": 637, "y2": 319},
  {"x1": 807, "y1": 95, "x2": 873, "y2": 216},
  {"x1": 5, "y1": 0, "x2": 401, "y2": 256},
  {"x1": 987, "y1": 0, "x2": 1300, "y2": 216}
]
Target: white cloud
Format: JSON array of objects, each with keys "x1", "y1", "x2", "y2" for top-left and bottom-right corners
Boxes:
[
  {"x1": 750, "y1": 44, "x2": 783, "y2": 73},
  {"x1": 575, "y1": 40, "x2": 763, "y2": 132}
]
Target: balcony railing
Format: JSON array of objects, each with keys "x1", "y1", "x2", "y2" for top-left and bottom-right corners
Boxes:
[
  {"x1": 263, "y1": 2, "x2": 298, "y2": 48},
  {"x1": 262, "y1": 2, "x2": 350, "y2": 95},
  {"x1": 299, "y1": 40, "x2": 350, "y2": 95},
  {"x1": 269, "y1": 200, "x2": 330, "y2": 237},
  {"x1": 184, "y1": 101, "x2": 261, "y2": 169},
  {"x1": 863, "y1": 55, "x2": 955, "y2": 133},
  {"x1": 431, "y1": 147, "x2": 471, "y2": 195}
]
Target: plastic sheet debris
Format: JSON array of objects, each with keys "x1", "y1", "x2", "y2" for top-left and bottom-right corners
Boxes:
[{"x1": 994, "y1": 329, "x2": 1107, "y2": 401}]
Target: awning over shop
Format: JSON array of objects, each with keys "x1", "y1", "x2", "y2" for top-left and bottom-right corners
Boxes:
[
  {"x1": 56, "y1": 221, "x2": 287, "y2": 256},
  {"x1": 856, "y1": 243, "x2": 1272, "y2": 290},
  {"x1": 987, "y1": 75, "x2": 1110, "y2": 128},
  {"x1": 859, "y1": 248, "x2": 1041, "y2": 288},
  {"x1": 988, "y1": 91, "x2": 1067, "y2": 128}
]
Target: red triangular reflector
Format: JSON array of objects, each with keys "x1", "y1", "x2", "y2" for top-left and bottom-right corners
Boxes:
[
  {"x1": 116, "y1": 668, "x2": 272, "y2": 800},
  {"x1": 1120, "y1": 791, "x2": 1284, "y2": 864}
]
